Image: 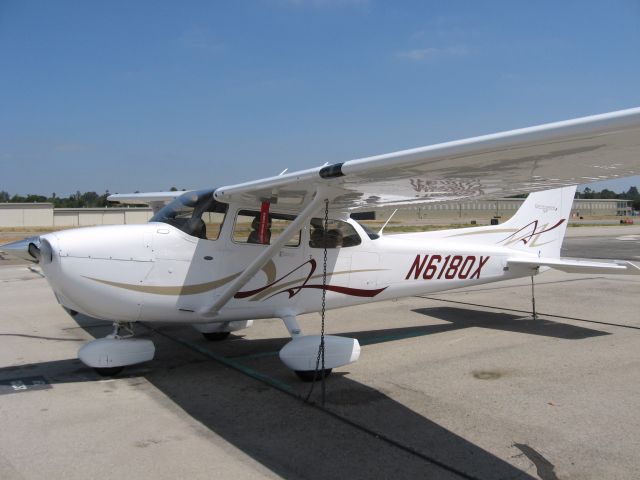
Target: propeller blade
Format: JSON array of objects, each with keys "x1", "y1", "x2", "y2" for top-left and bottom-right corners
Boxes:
[{"x1": 0, "y1": 236, "x2": 41, "y2": 263}]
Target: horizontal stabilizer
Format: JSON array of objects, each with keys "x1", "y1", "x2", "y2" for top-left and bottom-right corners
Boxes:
[
  {"x1": 507, "y1": 257, "x2": 640, "y2": 275},
  {"x1": 107, "y1": 191, "x2": 186, "y2": 205},
  {"x1": 107, "y1": 191, "x2": 187, "y2": 213}
]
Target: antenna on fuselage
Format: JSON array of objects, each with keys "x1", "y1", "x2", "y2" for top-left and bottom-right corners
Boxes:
[{"x1": 377, "y1": 209, "x2": 398, "y2": 236}]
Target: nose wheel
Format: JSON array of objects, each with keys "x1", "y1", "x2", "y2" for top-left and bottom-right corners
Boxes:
[{"x1": 78, "y1": 322, "x2": 155, "y2": 376}]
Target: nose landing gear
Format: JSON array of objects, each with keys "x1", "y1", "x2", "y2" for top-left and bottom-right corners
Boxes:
[{"x1": 78, "y1": 322, "x2": 155, "y2": 376}]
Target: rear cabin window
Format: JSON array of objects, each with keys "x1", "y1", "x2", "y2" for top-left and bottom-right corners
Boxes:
[
  {"x1": 309, "y1": 219, "x2": 361, "y2": 248},
  {"x1": 233, "y1": 210, "x2": 300, "y2": 247}
]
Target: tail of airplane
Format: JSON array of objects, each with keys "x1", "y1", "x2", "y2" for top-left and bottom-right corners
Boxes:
[
  {"x1": 424, "y1": 186, "x2": 576, "y2": 259},
  {"x1": 436, "y1": 185, "x2": 639, "y2": 275},
  {"x1": 498, "y1": 185, "x2": 576, "y2": 258},
  {"x1": 500, "y1": 185, "x2": 640, "y2": 275}
]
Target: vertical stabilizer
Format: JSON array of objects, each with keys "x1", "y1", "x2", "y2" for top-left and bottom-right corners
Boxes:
[
  {"x1": 500, "y1": 186, "x2": 576, "y2": 258},
  {"x1": 404, "y1": 186, "x2": 577, "y2": 258}
]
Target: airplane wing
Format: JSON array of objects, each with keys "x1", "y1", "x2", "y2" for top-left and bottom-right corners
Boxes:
[
  {"x1": 213, "y1": 107, "x2": 640, "y2": 210},
  {"x1": 107, "y1": 191, "x2": 188, "y2": 213},
  {"x1": 507, "y1": 257, "x2": 640, "y2": 275}
]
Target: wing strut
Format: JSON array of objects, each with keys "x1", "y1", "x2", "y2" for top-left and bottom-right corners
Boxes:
[{"x1": 198, "y1": 187, "x2": 328, "y2": 318}]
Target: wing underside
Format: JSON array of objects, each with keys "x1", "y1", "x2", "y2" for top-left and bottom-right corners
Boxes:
[{"x1": 213, "y1": 107, "x2": 640, "y2": 210}]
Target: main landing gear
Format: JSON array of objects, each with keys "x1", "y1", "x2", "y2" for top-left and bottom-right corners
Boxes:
[
  {"x1": 76, "y1": 315, "x2": 357, "y2": 382},
  {"x1": 202, "y1": 332, "x2": 230, "y2": 341},
  {"x1": 192, "y1": 320, "x2": 254, "y2": 341},
  {"x1": 78, "y1": 322, "x2": 155, "y2": 377},
  {"x1": 278, "y1": 313, "x2": 360, "y2": 382}
]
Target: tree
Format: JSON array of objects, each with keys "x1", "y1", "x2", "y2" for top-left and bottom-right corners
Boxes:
[
  {"x1": 599, "y1": 189, "x2": 617, "y2": 199},
  {"x1": 25, "y1": 194, "x2": 47, "y2": 203},
  {"x1": 97, "y1": 190, "x2": 110, "y2": 207},
  {"x1": 0, "y1": 190, "x2": 9, "y2": 202},
  {"x1": 80, "y1": 191, "x2": 100, "y2": 207},
  {"x1": 581, "y1": 187, "x2": 594, "y2": 199}
]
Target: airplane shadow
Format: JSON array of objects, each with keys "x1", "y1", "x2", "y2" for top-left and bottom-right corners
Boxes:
[
  {"x1": 411, "y1": 307, "x2": 610, "y2": 340},
  {"x1": 0, "y1": 305, "x2": 607, "y2": 479},
  {"x1": 216, "y1": 305, "x2": 609, "y2": 359}
]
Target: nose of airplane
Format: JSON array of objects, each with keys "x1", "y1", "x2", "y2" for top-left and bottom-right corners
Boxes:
[{"x1": 0, "y1": 236, "x2": 41, "y2": 263}]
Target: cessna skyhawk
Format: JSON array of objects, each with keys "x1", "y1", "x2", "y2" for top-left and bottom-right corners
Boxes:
[{"x1": 3, "y1": 107, "x2": 640, "y2": 379}]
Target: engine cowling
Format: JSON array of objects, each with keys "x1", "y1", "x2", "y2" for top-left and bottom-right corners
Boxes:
[{"x1": 279, "y1": 335, "x2": 360, "y2": 371}]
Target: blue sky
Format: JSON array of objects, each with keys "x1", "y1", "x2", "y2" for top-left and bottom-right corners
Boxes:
[{"x1": 1, "y1": 0, "x2": 639, "y2": 196}]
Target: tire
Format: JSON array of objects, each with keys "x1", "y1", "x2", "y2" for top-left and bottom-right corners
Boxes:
[
  {"x1": 94, "y1": 366, "x2": 124, "y2": 377},
  {"x1": 295, "y1": 369, "x2": 333, "y2": 382},
  {"x1": 202, "y1": 331, "x2": 231, "y2": 341}
]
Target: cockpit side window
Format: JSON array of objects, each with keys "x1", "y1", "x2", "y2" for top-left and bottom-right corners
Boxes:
[
  {"x1": 309, "y1": 218, "x2": 361, "y2": 248},
  {"x1": 233, "y1": 210, "x2": 300, "y2": 247},
  {"x1": 151, "y1": 190, "x2": 228, "y2": 240}
]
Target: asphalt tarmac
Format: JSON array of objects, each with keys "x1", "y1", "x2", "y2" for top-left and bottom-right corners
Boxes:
[
  {"x1": 0, "y1": 226, "x2": 639, "y2": 479},
  {"x1": 562, "y1": 226, "x2": 640, "y2": 261}
]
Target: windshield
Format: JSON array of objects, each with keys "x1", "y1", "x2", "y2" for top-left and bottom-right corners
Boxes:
[{"x1": 151, "y1": 189, "x2": 228, "y2": 239}]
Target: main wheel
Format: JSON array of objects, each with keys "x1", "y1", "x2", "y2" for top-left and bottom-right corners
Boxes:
[
  {"x1": 94, "y1": 366, "x2": 124, "y2": 377},
  {"x1": 295, "y1": 369, "x2": 333, "y2": 382},
  {"x1": 202, "y1": 331, "x2": 231, "y2": 341}
]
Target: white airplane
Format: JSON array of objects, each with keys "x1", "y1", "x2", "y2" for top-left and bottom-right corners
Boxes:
[{"x1": 3, "y1": 107, "x2": 640, "y2": 380}]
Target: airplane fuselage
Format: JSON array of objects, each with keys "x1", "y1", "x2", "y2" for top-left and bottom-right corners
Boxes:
[{"x1": 39, "y1": 219, "x2": 534, "y2": 325}]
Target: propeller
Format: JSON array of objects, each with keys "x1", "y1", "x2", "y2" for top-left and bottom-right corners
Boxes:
[{"x1": 0, "y1": 236, "x2": 41, "y2": 263}]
